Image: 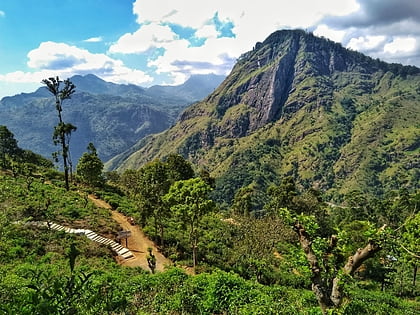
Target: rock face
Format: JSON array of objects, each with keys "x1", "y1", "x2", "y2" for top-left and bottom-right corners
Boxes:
[{"x1": 108, "y1": 30, "x2": 420, "y2": 203}]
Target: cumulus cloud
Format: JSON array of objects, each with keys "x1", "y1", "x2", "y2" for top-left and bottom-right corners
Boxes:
[
  {"x1": 318, "y1": 0, "x2": 420, "y2": 66},
  {"x1": 109, "y1": 23, "x2": 177, "y2": 54},
  {"x1": 1, "y1": 42, "x2": 152, "y2": 86},
  {"x1": 324, "y1": 0, "x2": 420, "y2": 28},
  {"x1": 110, "y1": 0, "x2": 360, "y2": 84},
  {"x1": 347, "y1": 35, "x2": 387, "y2": 53},
  {"x1": 83, "y1": 36, "x2": 103, "y2": 43}
]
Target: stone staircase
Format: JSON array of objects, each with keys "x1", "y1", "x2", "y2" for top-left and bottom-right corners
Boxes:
[{"x1": 29, "y1": 221, "x2": 134, "y2": 259}]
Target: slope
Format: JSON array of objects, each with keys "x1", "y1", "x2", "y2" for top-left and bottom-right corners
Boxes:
[
  {"x1": 109, "y1": 30, "x2": 420, "y2": 203},
  {"x1": 0, "y1": 73, "x2": 224, "y2": 164}
]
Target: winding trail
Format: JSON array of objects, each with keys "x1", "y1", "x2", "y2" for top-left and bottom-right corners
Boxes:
[{"x1": 89, "y1": 195, "x2": 172, "y2": 272}]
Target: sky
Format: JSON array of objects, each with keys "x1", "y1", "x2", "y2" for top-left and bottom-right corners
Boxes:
[{"x1": 0, "y1": 0, "x2": 419, "y2": 98}]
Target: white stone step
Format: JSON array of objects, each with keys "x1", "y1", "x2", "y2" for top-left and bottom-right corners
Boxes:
[
  {"x1": 121, "y1": 252, "x2": 134, "y2": 259},
  {"x1": 28, "y1": 221, "x2": 134, "y2": 260}
]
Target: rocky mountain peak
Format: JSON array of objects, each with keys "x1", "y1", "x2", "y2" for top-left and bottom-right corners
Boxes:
[
  {"x1": 112, "y1": 29, "x2": 420, "y2": 203},
  {"x1": 196, "y1": 29, "x2": 419, "y2": 136}
]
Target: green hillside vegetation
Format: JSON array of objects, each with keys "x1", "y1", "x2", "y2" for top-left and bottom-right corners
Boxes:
[
  {"x1": 1, "y1": 138, "x2": 419, "y2": 313},
  {"x1": 1, "y1": 30, "x2": 419, "y2": 314},
  {"x1": 109, "y1": 30, "x2": 420, "y2": 207},
  {"x1": 0, "y1": 74, "x2": 224, "y2": 165}
]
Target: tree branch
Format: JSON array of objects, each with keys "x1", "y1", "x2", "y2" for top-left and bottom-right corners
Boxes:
[
  {"x1": 343, "y1": 240, "x2": 382, "y2": 275},
  {"x1": 293, "y1": 222, "x2": 333, "y2": 312},
  {"x1": 399, "y1": 243, "x2": 420, "y2": 260}
]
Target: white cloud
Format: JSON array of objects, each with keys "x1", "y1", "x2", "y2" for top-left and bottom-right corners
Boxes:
[
  {"x1": 0, "y1": 10, "x2": 5, "y2": 17},
  {"x1": 83, "y1": 36, "x2": 103, "y2": 43},
  {"x1": 109, "y1": 23, "x2": 177, "y2": 54},
  {"x1": 0, "y1": 42, "x2": 153, "y2": 86},
  {"x1": 384, "y1": 37, "x2": 417, "y2": 54},
  {"x1": 108, "y1": 0, "x2": 360, "y2": 85},
  {"x1": 347, "y1": 35, "x2": 387, "y2": 52},
  {"x1": 195, "y1": 25, "x2": 218, "y2": 39},
  {"x1": 147, "y1": 36, "x2": 237, "y2": 84},
  {"x1": 313, "y1": 25, "x2": 347, "y2": 43}
]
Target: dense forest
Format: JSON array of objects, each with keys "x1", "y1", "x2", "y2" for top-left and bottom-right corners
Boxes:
[{"x1": 0, "y1": 120, "x2": 419, "y2": 314}]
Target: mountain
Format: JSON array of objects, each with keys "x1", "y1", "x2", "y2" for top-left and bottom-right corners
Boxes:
[
  {"x1": 70, "y1": 74, "x2": 146, "y2": 97},
  {"x1": 146, "y1": 74, "x2": 225, "y2": 103},
  {"x1": 108, "y1": 29, "x2": 420, "y2": 203},
  {"x1": 0, "y1": 73, "x2": 224, "y2": 164}
]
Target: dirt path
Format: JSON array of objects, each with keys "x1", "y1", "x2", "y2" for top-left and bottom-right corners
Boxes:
[{"x1": 89, "y1": 195, "x2": 172, "y2": 272}]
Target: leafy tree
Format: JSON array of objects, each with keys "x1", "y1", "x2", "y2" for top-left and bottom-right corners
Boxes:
[
  {"x1": 76, "y1": 142, "x2": 104, "y2": 187},
  {"x1": 164, "y1": 153, "x2": 195, "y2": 182},
  {"x1": 198, "y1": 168, "x2": 216, "y2": 188},
  {"x1": 229, "y1": 215, "x2": 294, "y2": 284},
  {"x1": 0, "y1": 125, "x2": 20, "y2": 168},
  {"x1": 274, "y1": 205, "x2": 387, "y2": 314},
  {"x1": 137, "y1": 160, "x2": 171, "y2": 246},
  {"x1": 231, "y1": 185, "x2": 257, "y2": 216},
  {"x1": 164, "y1": 177, "x2": 215, "y2": 269},
  {"x1": 118, "y1": 156, "x2": 195, "y2": 247},
  {"x1": 42, "y1": 77, "x2": 76, "y2": 191},
  {"x1": 265, "y1": 176, "x2": 298, "y2": 210}
]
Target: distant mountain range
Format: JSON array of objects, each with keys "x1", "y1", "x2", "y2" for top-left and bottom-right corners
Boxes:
[
  {"x1": 107, "y1": 30, "x2": 420, "y2": 203},
  {"x1": 0, "y1": 73, "x2": 225, "y2": 164}
]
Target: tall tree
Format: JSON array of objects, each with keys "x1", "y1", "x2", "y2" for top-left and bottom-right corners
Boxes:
[
  {"x1": 265, "y1": 182, "x2": 391, "y2": 314},
  {"x1": 42, "y1": 77, "x2": 76, "y2": 191},
  {"x1": 137, "y1": 160, "x2": 171, "y2": 246},
  {"x1": 76, "y1": 143, "x2": 104, "y2": 187},
  {"x1": 164, "y1": 154, "x2": 195, "y2": 182},
  {"x1": 164, "y1": 177, "x2": 215, "y2": 270}
]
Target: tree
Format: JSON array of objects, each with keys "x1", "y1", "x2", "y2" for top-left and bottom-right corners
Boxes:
[
  {"x1": 42, "y1": 77, "x2": 76, "y2": 191},
  {"x1": 273, "y1": 205, "x2": 386, "y2": 314},
  {"x1": 0, "y1": 125, "x2": 20, "y2": 168},
  {"x1": 137, "y1": 160, "x2": 171, "y2": 246},
  {"x1": 164, "y1": 154, "x2": 195, "y2": 182},
  {"x1": 76, "y1": 143, "x2": 104, "y2": 187},
  {"x1": 164, "y1": 177, "x2": 215, "y2": 270},
  {"x1": 265, "y1": 182, "x2": 390, "y2": 314},
  {"x1": 231, "y1": 185, "x2": 256, "y2": 216}
]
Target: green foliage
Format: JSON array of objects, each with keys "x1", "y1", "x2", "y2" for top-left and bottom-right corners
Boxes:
[
  {"x1": 164, "y1": 177, "x2": 215, "y2": 268},
  {"x1": 129, "y1": 268, "x2": 319, "y2": 314},
  {"x1": 76, "y1": 142, "x2": 104, "y2": 187},
  {"x1": 1, "y1": 164, "x2": 420, "y2": 313},
  {"x1": 340, "y1": 286, "x2": 420, "y2": 315},
  {"x1": 0, "y1": 125, "x2": 21, "y2": 168}
]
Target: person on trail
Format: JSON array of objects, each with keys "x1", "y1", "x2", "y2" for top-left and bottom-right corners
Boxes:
[{"x1": 146, "y1": 247, "x2": 156, "y2": 274}]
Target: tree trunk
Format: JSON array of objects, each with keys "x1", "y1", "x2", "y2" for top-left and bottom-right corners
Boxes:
[
  {"x1": 56, "y1": 97, "x2": 70, "y2": 191},
  {"x1": 294, "y1": 222, "x2": 333, "y2": 313},
  {"x1": 159, "y1": 223, "x2": 164, "y2": 248},
  {"x1": 294, "y1": 221, "x2": 383, "y2": 313}
]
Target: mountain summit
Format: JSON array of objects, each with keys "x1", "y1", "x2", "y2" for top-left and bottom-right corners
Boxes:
[{"x1": 109, "y1": 30, "x2": 420, "y2": 203}]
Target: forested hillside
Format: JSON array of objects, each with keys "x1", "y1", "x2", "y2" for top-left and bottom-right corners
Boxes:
[
  {"x1": 0, "y1": 127, "x2": 419, "y2": 313},
  {"x1": 110, "y1": 30, "x2": 420, "y2": 206},
  {"x1": 0, "y1": 73, "x2": 224, "y2": 164}
]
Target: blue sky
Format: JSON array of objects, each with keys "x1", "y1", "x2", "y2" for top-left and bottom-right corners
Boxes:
[{"x1": 0, "y1": 0, "x2": 419, "y2": 98}]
